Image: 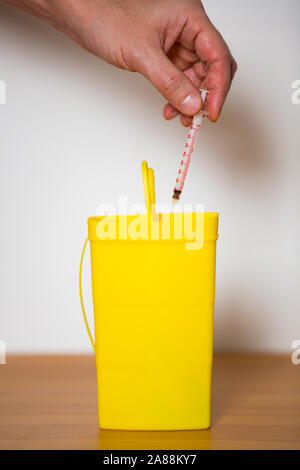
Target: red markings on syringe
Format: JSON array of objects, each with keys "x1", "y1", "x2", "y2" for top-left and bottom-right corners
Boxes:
[
  {"x1": 175, "y1": 123, "x2": 200, "y2": 191},
  {"x1": 172, "y1": 89, "x2": 209, "y2": 201}
]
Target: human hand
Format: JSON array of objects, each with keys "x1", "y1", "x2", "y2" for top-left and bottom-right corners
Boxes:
[{"x1": 4, "y1": 0, "x2": 237, "y2": 125}]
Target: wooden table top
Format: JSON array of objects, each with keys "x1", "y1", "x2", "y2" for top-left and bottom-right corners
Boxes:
[{"x1": 0, "y1": 354, "x2": 299, "y2": 450}]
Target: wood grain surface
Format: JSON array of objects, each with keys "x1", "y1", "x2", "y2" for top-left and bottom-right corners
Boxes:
[{"x1": 0, "y1": 354, "x2": 299, "y2": 450}]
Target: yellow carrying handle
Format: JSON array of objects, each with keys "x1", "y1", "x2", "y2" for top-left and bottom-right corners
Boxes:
[{"x1": 79, "y1": 237, "x2": 96, "y2": 353}]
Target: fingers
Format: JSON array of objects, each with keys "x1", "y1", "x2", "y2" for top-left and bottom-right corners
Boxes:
[
  {"x1": 163, "y1": 103, "x2": 192, "y2": 127},
  {"x1": 230, "y1": 58, "x2": 238, "y2": 82},
  {"x1": 163, "y1": 63, "x2": 204, "y2": 126},
  {"x1": 167, "y1": 43, "x2": 198, "y2": 71},
  {"x1": 166, "y1": 52, "x2": 236, "y2": 124},
  {"x1": 163, "y1": 103, "x2": 179, "y2": 120},
  {"x1": 201, "y1": 55, "x2": 232, "y2": 122},
  {"x1": 192, "y1": 14, "x2": 236, "y2": 122},
  {"x1": 138, "y1": 48, "x2": 202, "y2": 116},
  {"x1": 165, "y1": 53, "x2": 236, "y2": 125},
  {"x1": 180, "y1": 114, "x2": 193, "y2": 127}
]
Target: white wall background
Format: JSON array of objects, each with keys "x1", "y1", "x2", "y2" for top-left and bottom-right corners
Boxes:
[{"x1": 0, "y1": 0, "x2": 299, "y2": 353}]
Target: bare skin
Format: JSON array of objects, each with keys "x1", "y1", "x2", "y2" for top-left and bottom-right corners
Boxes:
[{"x1": 3, "y1": 0, "x2": 237, "y2": 126}]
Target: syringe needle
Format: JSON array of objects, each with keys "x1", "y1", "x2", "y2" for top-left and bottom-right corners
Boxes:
[{"x1": 171, "y1": 197, "x2": 179, "y2": 210}]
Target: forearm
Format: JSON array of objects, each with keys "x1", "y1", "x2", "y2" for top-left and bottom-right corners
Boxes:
[{"x1": 2, "y1": 0, "x2": 95, "y2": 50}]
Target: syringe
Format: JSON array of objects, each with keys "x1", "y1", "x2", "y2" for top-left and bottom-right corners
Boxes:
[{"x1": 172, "y1": 89, "x2": 209, "y2": 203}]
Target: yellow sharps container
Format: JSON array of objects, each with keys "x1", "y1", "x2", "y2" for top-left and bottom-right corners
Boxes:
[{"x1": 79, "y1": 161, "x2": 218, "y2": 430}]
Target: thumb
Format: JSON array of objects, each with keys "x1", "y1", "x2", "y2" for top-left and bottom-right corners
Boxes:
[{"x1": 138, "y1": 48, "x2": 202, "y2": 116}]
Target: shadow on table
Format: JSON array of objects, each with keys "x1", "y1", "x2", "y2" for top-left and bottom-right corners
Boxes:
[{"x1": 97, "y1": 428, "x2": 214, "y2": 450}]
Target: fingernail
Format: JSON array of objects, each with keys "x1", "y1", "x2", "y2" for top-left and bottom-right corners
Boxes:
[
  {"x1": 181, "y1": 93, "x2": 201, "y2": 116},
  {"x1": 180, "y1": 114, "x2": 192, "y2": 127}
]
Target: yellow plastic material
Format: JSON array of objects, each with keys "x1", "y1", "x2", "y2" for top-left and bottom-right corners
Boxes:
[
  {"x1": 79, "y1": 161, "x2": 219, "y2": 430},
  {"x1": 79, "y1": 238, "x2": 95, "y2": 353}
]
